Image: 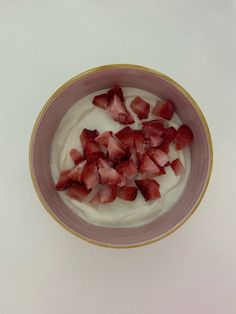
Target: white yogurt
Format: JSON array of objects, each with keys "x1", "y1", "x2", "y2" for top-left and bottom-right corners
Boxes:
[{"x1": 50, "y1": 88, "x2": 191, "y2": 227}]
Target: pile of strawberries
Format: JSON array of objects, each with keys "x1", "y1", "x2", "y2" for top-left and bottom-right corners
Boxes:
[{"x1": 55, "y1": 85, "x2": 193, "y2": 203}]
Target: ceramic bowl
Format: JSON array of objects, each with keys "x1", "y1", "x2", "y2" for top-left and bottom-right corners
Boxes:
[{"x1": 29, "y1": 64, "x2": 213, "y2": 248}]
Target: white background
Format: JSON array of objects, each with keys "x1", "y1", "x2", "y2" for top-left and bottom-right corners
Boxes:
[{"x1": 0, "y1": 0, "x2": 236, "y2": 313}]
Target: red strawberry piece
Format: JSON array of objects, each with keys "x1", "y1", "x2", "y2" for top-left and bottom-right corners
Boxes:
[
  {"x1": 115, "y1": 127, "x2": 135, "y2": 149},
  {"x1": 83, "y1": 141, "x2": 104, "y2": 162},
  {"x1": 95, "y1": 131, "x2": 113, "y2": 147},
  {"x1": 107, "y1": 85, "x2": 124, "y2": 102},
  {"x1": 80, "y1": 128, "x2": 99, "y2": 148},
  {"x1": 142, "y1": 119, "x2": 165, "y2": 138},
  {"x1": 81, "y1": 162, "x2": 99, "y2": 189},
  {"x1": 118, "y1": 186, "x2": 138, "y2": 201},
  {"x1": 175, "y1": 125, "x2": 193, "y2": 150},
  {"x1": 69, "y1": 148, "x2": 84, "y2": 165},
  {"x1": 135, "y1": 179, "x2": 161, "y2": 201},
  {"x1": 149, "y1": 134, "x2": 163, "y2": 147},
  {"x1": 67, "y1": 183, "x2": 91, "y2": 201},
  {"x1": 107, "y1": 94, "x2": 128, "y2": 123},
  {"x1": 125, "y1": 110, "x2": 135, "y2": 125},
  {"x1": 133, "y1": 130, "x2": 147, "y2": 153},
  {"x1": 149, "y1": 148, "x2": 169, "y2": 167},
  {"x1": 92, "y1": 93, "x2": 108, "y2": 110},
  {"x1": 171, "y1": 158, "x2": 185, "y2": 176},
  {"x1": 107, "y1": 136, "x2": 126, "y2": 161},
  {"x1": 159, "y1": 141, "x2": 169, "y2": 153},
  {"x1": 55, "y1": 170, "x2": 74, "y2": 191},
  {"x1": 100, "y1": 184, "x2": 118, "y2": 203},
  {"x1": 89, "y1": 191, "x2": 100, "y2": 205},
  {"x1": 162, "y1": 127, "x2": 177, "y2": 143},
  {"x1": 152, "y1": 99, "x2": 174, "y2": 120},
  {"x1": 139, "y1": 154, "x2": 161, "y2": 175},
  {"x1": 68, "y1": 160, "x2": 87, "y2": 182},
  {"x1": 97, "y1": 158, "x2": 122, "y2": 185},
  {"x1": 116, "y1": 159, "x2": 138, "y2": 179},
  {"x1": 156, "y1": 166, "x2": 166, "y2": 176},
  {"x1": 164, "y1": 161, "x2": 171, "y2": 167},
  {"x1": 130, "y1": 96, "x2": 150, "y2": 120}
]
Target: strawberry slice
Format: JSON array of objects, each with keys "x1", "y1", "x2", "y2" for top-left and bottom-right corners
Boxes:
[
  {"x1": 95, "y1": 131, "x2": 113, "y2": 147},
  {"x1": 107, "y1": 94, "x2": 134, "y2": 125},
  {"x1": 115, "y1": 127, "x2": 135, "y2": 149},
  {"x1": 175, "y1": 125, "x2": 193, "y2": 150},
  {"x1": 69, "y1": 148, "x2": 84, "y2": 165},
  {"x1": 83, "y1": 141, "x2": 104, "y2": 162},
  {"x1": 89, "y1": 191, "x2": 100, "y2": 205},
  {"x1": 135, "y1": 179, "x2": 161, "y2": 201},
  {"x1": 142, "y1": 119, "x2": 165, "y2": 138},
  {"x1": 67, "y1": 183, "x2": 91, "y2": 201},
  {"x1": 139, "y1": 154, "x2": 161, "y2": 175},
  {"x1": 162, "y1": 127, "x2": 177, "y2": 143},
  {"x1": 100, "y1": 184, "x2": 118, "y2": 203},
  {"x1": 92, "y1": 93, "x2": 107, "y2": 110},
  {"x1": 118, "y1": 186, "x2": 138, "y2": 201},
  {"x1": 68, "y1": 160, "x2": 87, "y2": 182},
  {"x1": 107, "y1": 85, "x2": 124, "y2": 102},
  {"x1": 97, "y1": 158, "x2": 122, "y2": 185},
  {"x1": 80, "y1": 128, "x2": 99, "y2": 148},
  {"x1": 159, "y1": 141, "x2": 169, "y2": 153},
  {"x1": 133, "y1": 130, "x2": 148, "y2": 153},
  {"x1": 149, "y1": 134, "x2": 163, "y2": 147},
  {"x1": 55, "y1": 170, "x2": 74, "y2": 191},
  {"x1": 130, "y1": 96, "x2": 150, "y2": 120},
  {"x1": 171, "y1": 158, "x2": 185, "y2": 176},
  {"x1": 81, "y1": 162, "x2": 99, "y2": 189},
  {"x1": 153, "y1": 99, "x2": 174, "y2": 120},
  {"x1": 107, "y1": 137, "x2": 126, "y2": 161},
  {"x1": 149, "y1": 148, "x2": 169, "y2": 167},
  {"x1": 116, "y1": 159, "x2": 138, "y2": 179}
]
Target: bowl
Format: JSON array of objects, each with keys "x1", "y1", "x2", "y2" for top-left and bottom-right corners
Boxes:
[{"x1": 29, "y1": 64, "x2": 213, "y2": 248}]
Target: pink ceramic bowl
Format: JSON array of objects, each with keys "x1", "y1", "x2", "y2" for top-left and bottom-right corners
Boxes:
[{"x1": 29, "y1": 64, "x2": 213, "y2": 248}]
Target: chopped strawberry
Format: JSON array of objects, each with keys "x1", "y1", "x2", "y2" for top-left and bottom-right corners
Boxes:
[
  {"x1": 115, "y1": 127, "x2": 135, "y2": 148},
  {"x1": 142, "y1": 119, "x2": 165, "y2": 137},
  {"x1": 92, "y1": 93, "x2": 107, "y2": 110},
  {"x1": 69, "y1": 148, "x2": 84, "y2": 165},
  {"x1": 97, "y1": 158, "x2": 122, "y2": 185},
  {"x1": 81, "y1": 162, "x2": 99, "y2": 189},
  {"x1": 175, "y1": 125, "x2": 193, "y2": 150},
  {"x1": 153, "y1": 99, "x2": 174, "y2": 120},
  {"x1": 100, "y1": 184, "x2": 118, "y2": 203},
  {"x1": 107, "y1": 94, "x2": 134, "y2": 125},
  {"x1": 130, "y1": 96, "x2": 150, "y2": 120},
  {"x1": 107, "y1": 85, "x2": 124, "y2": 102},
  {"x1": 159, "y1": 141, "x2": 169, "y2": 153},
  {"x1": 149, "y1": 134, "x2": 163, "y2": 147},
  {"x1": 116, "y1": 159, "x2": 138, "y2": 179},
  {"x1": 95, "y1": 131, "x2": 113, "y2": 147},
  {"x1": 171, "y1": 158, "x2": 185, "y2": 176},
  {"x1": 55, "y1": 170, "x2": 74, "y2": 191},
  {"x1": 156, "y1": 166, "x2": 166, "y2": 176},
  {"x1": 133, "y1": 130, "x2": 147, "y2": 153},
  {"x1": 139, "y1": 154, "x2": 161, "y2": 175},
  {"x1": 67, "y1": 183, "x2": 91, "y2": 201},
  {"x1": 89, "y1": 192, "x2": 100, "y2": 205},
  {"x1": 80, "y1": 128, "x2": 99, "y2": 148},
  {"x1": 135, "y1": 179, "x2": 161, "y2": 201},
  {"x1": 68, "y1": 160, "x2": 87, "y2": 182},
  {"x1": 107, "y1": 137, "x2": 126, "y2": 161},
  {"x1": 83, "y1": 141, "x2": 104, "y2": 162},
  {"x1": 118, "y1": 186, "x2": 138, "y2": 201},
  {"x1": 149, "y1": 148, "x2": 169, "y2": 167},
  {"x1": 162, "y1": 127, "x2": 177, "y2": 143}
]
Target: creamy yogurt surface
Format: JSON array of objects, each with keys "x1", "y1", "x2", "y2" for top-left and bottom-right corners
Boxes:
[{"x1": 51, "y1": 88, "x2": 191, "y2": 227}]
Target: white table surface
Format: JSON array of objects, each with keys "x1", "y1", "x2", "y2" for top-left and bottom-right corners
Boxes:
[{"x1": 1, "y1": 1, "x2": 236, "y2": 313}]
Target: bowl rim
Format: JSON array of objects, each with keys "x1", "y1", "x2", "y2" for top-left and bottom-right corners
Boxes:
[{"x1": 29, "y1": 63, "x2": 213, "y2": 249}]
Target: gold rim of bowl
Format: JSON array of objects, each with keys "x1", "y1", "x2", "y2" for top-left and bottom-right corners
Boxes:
[{"x1": 29, "y1": 64, "x2": 213, "y2": 249}]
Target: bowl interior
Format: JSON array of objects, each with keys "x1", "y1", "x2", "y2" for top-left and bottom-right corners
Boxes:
[{"x1": 30, "y1": 65, "x2": 212, "y2": 247}]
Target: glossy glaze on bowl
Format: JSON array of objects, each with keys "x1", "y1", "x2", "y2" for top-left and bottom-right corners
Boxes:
[{"x1": 30, "y1": 64, "x2": 213, "y2": 248}]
